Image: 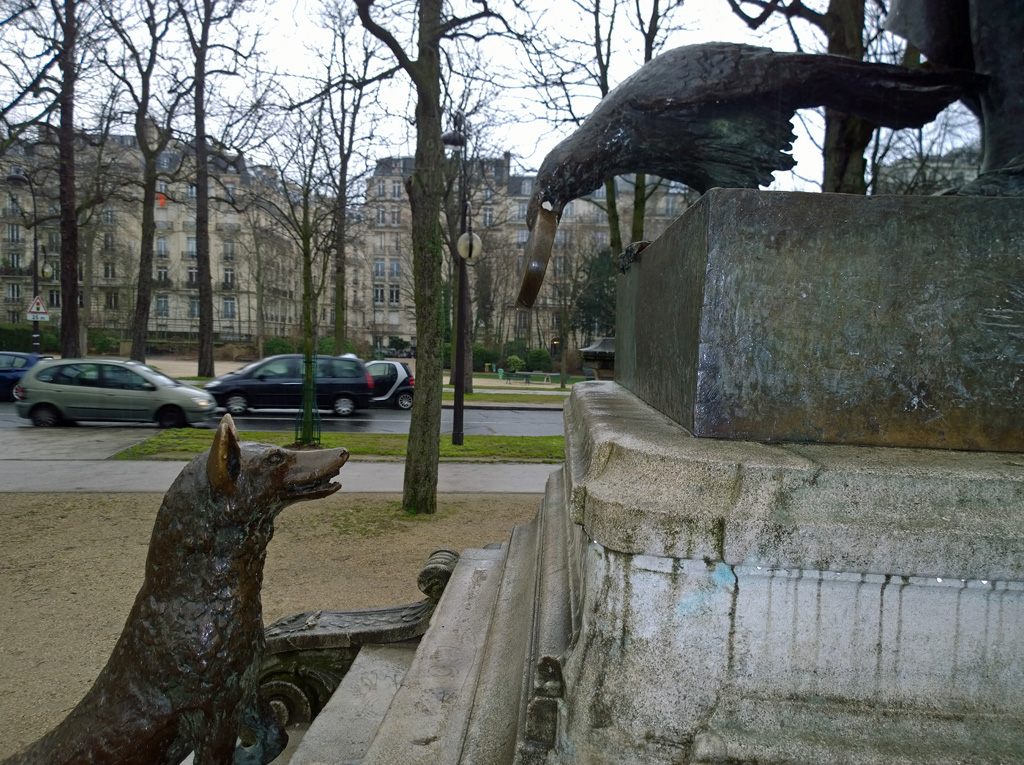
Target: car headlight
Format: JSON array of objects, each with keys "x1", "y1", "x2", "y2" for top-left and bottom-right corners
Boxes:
[{"x1": 205, "y1": 380, "x2": 221, "y2": 388}]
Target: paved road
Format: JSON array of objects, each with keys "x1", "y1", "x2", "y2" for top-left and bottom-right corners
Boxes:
[
  {"x1": 0, "y1": 402, "x2": 561, "y2": 494},
  {"x1": 0, "y1": 401, "x2": 565, "y2": 436}
]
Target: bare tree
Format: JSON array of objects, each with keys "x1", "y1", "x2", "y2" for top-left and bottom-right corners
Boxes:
[
  {"x1": 522, "y1": 0, "x2": 685, "y2": 252},
  {"x1": 356, "y1": 0, "x2": 529, "y2": 515},
  {"x1": 175, "y1": 0, "x2": 254, "y2": 376},
  {"x1": 311, "y1": 0, "x2": 388, "y2": 356},
  {"x1": 101, "y1": 0, "x2": 188, "y2": 362},
  {"x1": 249, "y1": 98, "x2": 339, "y2": 443},
  {"x1": 0, "y1": 0, "x2": 107, "y2": 355}
]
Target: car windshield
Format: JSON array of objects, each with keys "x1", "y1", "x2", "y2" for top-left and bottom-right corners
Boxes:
[{"x1": 136, "y1": 364, "x2": 179, "y2": 387}]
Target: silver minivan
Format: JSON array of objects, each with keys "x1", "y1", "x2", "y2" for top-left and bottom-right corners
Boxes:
[{"x1": 14, "y1": 358, "x2": 218, "y2": 428}]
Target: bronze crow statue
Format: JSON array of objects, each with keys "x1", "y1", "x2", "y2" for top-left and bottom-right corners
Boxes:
[{"x1": 516, "y1": 42, "x2": 982, "y2": 308}]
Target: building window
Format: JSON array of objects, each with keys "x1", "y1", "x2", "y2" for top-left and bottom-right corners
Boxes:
[
  {"x1": 482, "y1": 208, "x2": 494, "y2": 227},
  {"x1": 156, "y1": 266, "x2": 168, "y2": 283},
  {"x1": 103, "y1": 262, "x2": 116, "y2": 279},
  {"x1": 156, "y1": 237, "x2": 168, "y2": 257},
  {"x1": 222, "y1": 239, "x2": 235, "y2": 260},
  {"x1": 7, "y1": 283, "x2": 21, "y2": 300},
  {"x1": 7, "y1": 223, "x2": 20, "y2": 243},
  {"x1": 48, "y1": 289, "x2": 60, "y2": 307},
  {"x1": 8, "y1": 252, "x2": 21, "y2": 268},
  {"x1": 388, "y1": 258, "x2": 401, "y2": 279},
  {"x1": 553, "y1": 255, "x2": 567, "y2": 279},
  {"x1": 373, "y1": 258, "x2": 386, "y2": 278},
  {"x1": 389, "y1": 284, "x2": 400, "y2": 305},
  {"x1": 155, "y1": 295, "x2": 169, "y2": 317},
  {"x1": 157, "y1": 153, "x2": 172, "y2": 170},
  {"x1": 7, "y1": 311, "x2": 17, "y2": 323},
  {"x1": 376, "y1": 207, "x2": 386, "y2": 225},
  {"x1": 222, "y1": 296, "x2": 236, "y2": 319},
  {"x1": 103, "y1": 233, "x2": 115, "y2": 252},
  {"x1": 187, "y1": 237, "x2": 197, "y2": 257},
  {"x1": 223, "y1": 268, "x2": 234, "y2": 288},
  {"x1": 187, "y1": 182, "x2": 197, "y2": 199},
  {"x1": 391, "y1": 180, "x2": 402, "y2": 199},
  {"x1": 554, "y1": 229, "x2": 570, "y2": 248},
  {"x1": 517, "y1": 230, "x2": 529, "y2": 247},
  {"x1": 48, "y1": 232, "x2": 60, "y2": 250},
  {"x1": 189, "y1": 298, "x2": 200, "y2": 318},
  {"x1": 105, "y1": 292, "x2": 119, "y2": 309},
  {"x1": 516, "y1": 310, "x2": 529, "y2": 330},
  {"x1": 390, "y1": 207, "x2": 400, "y2": 226},
  {"x1": 156, "y1": 179, "x2": 169, "y2": 194},
  {"x1": 376, "y1": 180, "x2": 386, "y2": 198},
  {"x1": 517, "y1": 202, "x2": 527, "y2": 221},
  {"x1": 373, "y1": 284, "x2": 385, "y2": 305},
  {"x1": 187, "y1": 266, "x2": 198, "y2": 286},
  {"x1": 223, "y1": 182, "x2": 235, "y2": 201},
  {"x1": 102, "y1": 206, "x2": 115, "y2": 224}
]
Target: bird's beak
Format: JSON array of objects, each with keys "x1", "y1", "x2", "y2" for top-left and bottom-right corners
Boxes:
[{"x1": 515, "y1": 206, "x2": 558, "y2": 309}]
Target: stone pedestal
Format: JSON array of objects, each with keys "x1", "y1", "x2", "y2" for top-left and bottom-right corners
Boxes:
[
  {"x1": 291, "y1": 191, "x2": 1024, "y2": 764},
  {"x1": 617, "y1": 189, "x2": 1024, "y2": 452}
]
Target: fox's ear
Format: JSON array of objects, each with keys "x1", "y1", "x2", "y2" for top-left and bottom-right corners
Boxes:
[{"x1": 208, "y1": 413, "x2": 241, "y2": 496}]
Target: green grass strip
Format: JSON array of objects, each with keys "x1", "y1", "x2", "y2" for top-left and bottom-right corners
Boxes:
[{"x1": 114, "y1": 430, "x2": 565, "y2": 462}]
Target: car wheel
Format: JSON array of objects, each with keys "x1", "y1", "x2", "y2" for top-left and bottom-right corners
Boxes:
[
  {"x1": 396, "y1": 391, "x2": 413, "y2": 410},
  {"x1": 333, "y1": 395, "x2": 356, "y2": 417},
  {"x1": 225, "y1": 393, "x2": 249, "y2": 415},
  {"x1": 156, "y1": 405, "x2": 187, "y2": 429},
  {"x1": 30, "y1": 404, "x2": 61, "y2": 427}
]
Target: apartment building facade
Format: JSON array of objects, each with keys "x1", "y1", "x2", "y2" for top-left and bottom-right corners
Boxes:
[
  {"x1": 350, "y1": 154, "x2": 694, "y2": 355},
  {"x1": 2, "y1": 133, "x2": 304, "y2": 349}
]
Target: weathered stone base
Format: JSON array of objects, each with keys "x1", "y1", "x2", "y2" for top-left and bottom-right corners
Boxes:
[
  {"x1": 550, "y1": 382, "x2": 1024, "y2": 764},
  {"x1": 293, "y1": 382, "x2": 1024, "y2": 763}
]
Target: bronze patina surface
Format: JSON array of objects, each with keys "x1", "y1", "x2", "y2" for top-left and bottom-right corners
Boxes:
[
  {"x1": 616, "y1": 189, "x2": 1024, "y2": 452},
  {"x1": 2, "y1": 415, "x2": 349, "y2": 765}
]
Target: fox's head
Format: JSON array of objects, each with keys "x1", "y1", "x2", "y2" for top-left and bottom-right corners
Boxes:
[{"x1": 205, "y1": 414, "x2": 349, "y2": 527}]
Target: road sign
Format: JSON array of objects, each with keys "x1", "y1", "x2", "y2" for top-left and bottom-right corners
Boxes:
[{"x1": 27, "y1": 295, "x2": 49, "y2": 322}]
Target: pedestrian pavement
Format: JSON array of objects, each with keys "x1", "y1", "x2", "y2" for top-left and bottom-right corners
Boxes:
[{"x1": 0, "y1": 425, "x2": 556, "y2": 494}]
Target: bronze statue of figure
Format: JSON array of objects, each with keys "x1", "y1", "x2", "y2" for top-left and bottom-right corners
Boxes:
[
  {"x1": 2, "y1": 415, "x2": 349, "y2": 765},
  {"x1": 515, "y1": 42, "x2": 983, "y2": 308}
]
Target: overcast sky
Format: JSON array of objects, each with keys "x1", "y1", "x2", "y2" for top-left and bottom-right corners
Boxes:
[{"x1": 263, "y1": 0, "x2": 826, "y2": 189}]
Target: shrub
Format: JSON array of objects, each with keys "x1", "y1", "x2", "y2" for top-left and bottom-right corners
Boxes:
[
  {"x1": 527, "y1": 348, "x2": 552, "y2": 372},
  {"x1": 473, "y1": 344, "x2": 500, "y2": 372},
  {"x1": 89, "y1": 329, "x2": 118, "y2": 354},
  {"x1": 264, "y1": 336, "x2": 294, "y2": 355},
  {"x1": 505, "y1": 354, "x2": 525, "y2": 373}
]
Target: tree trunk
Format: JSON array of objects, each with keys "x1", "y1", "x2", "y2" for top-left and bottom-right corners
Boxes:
[
  {"x1": 401, "y1": 0, "x2": 446, "y2": 515},
  {"x1": 58, "y1": 0, "x2": 81, "y2": 357},
  {"x1": 131, "y1": 152, "x2": 158, "y2": 362},
  {"x1": 820, "y1": 0, "x2": 873, "y2": 194},
  {"x1": 193, "y1": 2, "x2": 215, "y2": 377}
]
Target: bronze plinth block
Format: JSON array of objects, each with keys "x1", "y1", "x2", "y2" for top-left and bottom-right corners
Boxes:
[{"x1": 617, "y1": 189, "x2": 1024, "y2": 452}]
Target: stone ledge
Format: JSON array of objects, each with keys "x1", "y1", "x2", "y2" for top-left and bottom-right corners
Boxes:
[{"x1": 565, "y1": 381, "x2": 1024, "y2": 580}]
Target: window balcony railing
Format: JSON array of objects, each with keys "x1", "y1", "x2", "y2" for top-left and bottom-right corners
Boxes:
[
  {"x1": 182, "y1": 251, "x2": 197, "y2": 259},
  {"x1": 220, "y1": 281, "x2": 235, "y2": 291},
  {"x1": 0, "y1": 266, "x2": 26, "y2": 276},
  {"x1": 216, "y1": 222, "x2": 241, "y2": 232},
  {"x1": 154, "y1": 220, "x2": 173, "y2": 230}
]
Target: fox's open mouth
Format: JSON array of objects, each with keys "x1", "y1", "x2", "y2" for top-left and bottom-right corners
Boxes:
[{"x1": 288, "y1": 475, "x2": 342, "y2": 499}]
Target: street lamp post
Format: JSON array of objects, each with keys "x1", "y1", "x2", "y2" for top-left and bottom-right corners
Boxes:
[
  {"x1": 6, "y1": 170, "x2": 42, "y2": 353},
  {"x1": 442, "y1": 118, "x2": 483, "y2": 446}
]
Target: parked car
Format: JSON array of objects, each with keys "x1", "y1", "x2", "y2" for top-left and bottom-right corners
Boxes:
[
  {"x1": 367, "y1": 359, "x2": 414, "y2": 409},
  {"x1": 13, "y1": 358, "x2": 217, "y2": 428},
  {"x1": 203, "y1": 354, "x2": 374, "y2": 416},
  {"x1": 0, "y1": 352, "x2": 52, "y2": 401}
]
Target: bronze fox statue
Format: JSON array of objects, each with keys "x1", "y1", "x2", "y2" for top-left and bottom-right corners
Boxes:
[{"x1": 3, "y1": 414, "x2": 349, "y2": 765}]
